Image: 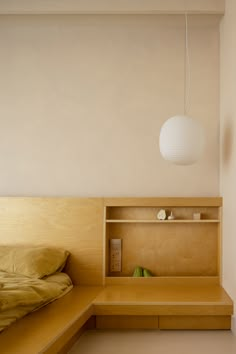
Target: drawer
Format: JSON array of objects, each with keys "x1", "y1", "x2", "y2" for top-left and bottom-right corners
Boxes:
[{"x1": 159, "y1": 315, "x2": 231, "y2": 329}]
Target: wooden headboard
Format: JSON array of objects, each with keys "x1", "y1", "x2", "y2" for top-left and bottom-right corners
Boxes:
[
  {"x1": 0, "y1": 197, "x2": 222, "y2": 286},
  {"x1": 0, "y1": 198, "x2": 104, "y2": 285}
]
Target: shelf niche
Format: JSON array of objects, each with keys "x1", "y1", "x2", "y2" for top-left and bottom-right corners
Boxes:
[{"x1": 104, "y1": 198, "x2": 222, "y2": 283}]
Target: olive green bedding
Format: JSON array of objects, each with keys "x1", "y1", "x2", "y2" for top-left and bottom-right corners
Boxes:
[{"x1": 0, "y1": 271, "x2": 73, "y2": 332}]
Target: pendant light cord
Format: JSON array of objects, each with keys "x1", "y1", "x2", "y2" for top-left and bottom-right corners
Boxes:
[{"x1": 184, "y1": 13, "x2": 190, "y2": 116}]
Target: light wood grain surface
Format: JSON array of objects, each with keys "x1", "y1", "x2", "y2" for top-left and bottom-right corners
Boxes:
[
  {"x1": 94, "y1": 285, "x2": 233, "y2": 305},
  {"x1": 0, "y1": 197, "x2": 222, "y2": 284},
  {"x1": 93, "y1": 284, "x2": 233, "y2": 316},
  {"x1": 96, "y1": 315, "x2": 231, "y2": 330},
  {"x1": 96, "y1": 315, "x2": 159, "y2": 329},
  {"x1": 104, "y1": 198, "x2": 222, "y2": 280},
  {"x1": 104, "y1": 198, "x2": 222, "y2": 207},
  {"x1": 0, "y1": 286, "x2": 102, "y2": 354},
  {"x1": 159, "y1": 315, "x2": 231, "y2": 330},
  {"x1": 106, "y1": 206, "x2": 219, "y2": 220},
  {"x1": 0, "y1": 198, "x2": 104, "y2": 285},
  {"x1": 0, "y1": 196, "x2": 232, "y2": 352},
  {"x1": 0, "y1": 283, "x2": 233, "y2": 352},
  {"x1": 106, "y1": 222, "x2": 218, "y2": 277}
]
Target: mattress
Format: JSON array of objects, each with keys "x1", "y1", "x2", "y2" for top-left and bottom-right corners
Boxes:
[{"x1": 0, "y1": 270, "x2": 73, "y2": 332}]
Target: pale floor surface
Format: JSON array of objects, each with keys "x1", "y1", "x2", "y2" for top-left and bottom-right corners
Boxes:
[{"x1": 68, "y1": 329, "x2": 236, "y2": 354}]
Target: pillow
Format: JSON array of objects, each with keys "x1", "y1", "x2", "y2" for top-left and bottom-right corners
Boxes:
[{"x1": 0, "y1": 245, "x2": 70, "y2": 278}]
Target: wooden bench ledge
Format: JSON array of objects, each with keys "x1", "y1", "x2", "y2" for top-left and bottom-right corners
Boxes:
[
  {"x1": 0, "y1": 286, "x2": 102, "y2": 354},
  {"x1": 94, "y1": 284, "x2": 233, "y2": 330},
  {"x1": 0, "y1": 284, "x2": 233, "y2": 352},
  {"x1": 93, "y1": 284, "x2": 233, "y2": 316}
]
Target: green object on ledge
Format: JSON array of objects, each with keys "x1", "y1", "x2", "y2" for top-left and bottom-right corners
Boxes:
[
  {"x1": 133, "y1": 266, "x2": 143, "y2": 277},
  {"x1": 143, "y1": 268, "x2": 153, "y2": 277}
]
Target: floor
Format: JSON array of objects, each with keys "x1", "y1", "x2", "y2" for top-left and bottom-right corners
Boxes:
[{"x1": 68, "y1": 329, "x2": 236, "y2": 354}]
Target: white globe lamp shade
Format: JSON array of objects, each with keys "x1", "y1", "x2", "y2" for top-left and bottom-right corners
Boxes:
[{"x1": 159, "y1": 115, "x2": 205, "y2": 165}]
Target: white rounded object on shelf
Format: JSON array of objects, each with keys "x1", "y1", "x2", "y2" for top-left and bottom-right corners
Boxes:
[
  {"x1": 157, "y1": 209, "x2": 166, "y2": 220},
  {"x1": 159, "y1": 115, "x2": 205, "y2": 165},
  {"x1": 168, "y1": 212, "x2": 175, "y2": 220}
]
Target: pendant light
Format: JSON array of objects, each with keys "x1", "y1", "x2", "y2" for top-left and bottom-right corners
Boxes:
[{"x1": 159, "y1": 14, "x2": 205, "y2": 166}]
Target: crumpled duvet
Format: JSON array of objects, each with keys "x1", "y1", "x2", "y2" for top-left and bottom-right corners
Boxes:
[{"x1": 0, "y1": 271, "x2": 73, "y2": 332}]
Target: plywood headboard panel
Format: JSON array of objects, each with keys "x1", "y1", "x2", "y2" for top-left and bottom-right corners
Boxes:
[{"x1": 0, "y1": 198, "x2": 104, "y2": 285}]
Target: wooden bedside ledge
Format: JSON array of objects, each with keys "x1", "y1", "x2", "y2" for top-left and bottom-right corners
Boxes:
[
  {"x1": 94, "y1": 284, "x2": 233, "y2": 330},
  {"x1": 0, "y1": 283, "x2": 233, "y2": 351},
  {"x1": 94, "y1": 284, "x2": 233, "y2": 304},
  {"x1": 93, "y1": 284, "x2": 233, "y2": 316}
]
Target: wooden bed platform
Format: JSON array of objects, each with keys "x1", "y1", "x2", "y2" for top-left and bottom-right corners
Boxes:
[
  {"x1": 0, "y1": 197, "x2": 234, "y2": 353},
  {"x1": 0, "y1": 286, "x2": 102, "y2": 354},
  {"x1": 0, "y1": 282, "x2": 233, "y2": 354}
]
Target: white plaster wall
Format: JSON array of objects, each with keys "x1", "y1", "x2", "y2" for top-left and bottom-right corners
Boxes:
[
  {"x1": 220, "y1": 0, "x2": 236, "y2": 333},
  {"x1": 0, "y1": 0, "x2": 225, "y2": 15},
  {"x1": 0, "y1": 15, "x2": 219, "y2": 196}
]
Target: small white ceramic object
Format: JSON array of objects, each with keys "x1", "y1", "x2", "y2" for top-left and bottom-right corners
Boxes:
[
  {"x1": 168, "y1": 211, "x2": 175, "y2": 220},
  {"x1": 157, "y1": 209, "x2": 166, "y2": 220}
]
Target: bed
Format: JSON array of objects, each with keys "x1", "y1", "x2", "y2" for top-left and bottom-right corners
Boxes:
[
  {"x1": 0, "y1": 245, "x2": 73, "y2": 332},
  {"x1": 0, "y1": 198, "x2": 233, "y2": 354},
  {"x1": 0, "y1": 198, "x2": 103, "y2": 353}
]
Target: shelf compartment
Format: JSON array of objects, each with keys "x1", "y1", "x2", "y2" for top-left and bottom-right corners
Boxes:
[
  {"x1": 104, "y1": 198, "x2": 222, "y2": 282},
  {"x1": 106, "y1": 206, "x2": 219, "y2": 221},
  {"x1": 105, "y1": 222, "x2": 219, "y2": 278}
]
